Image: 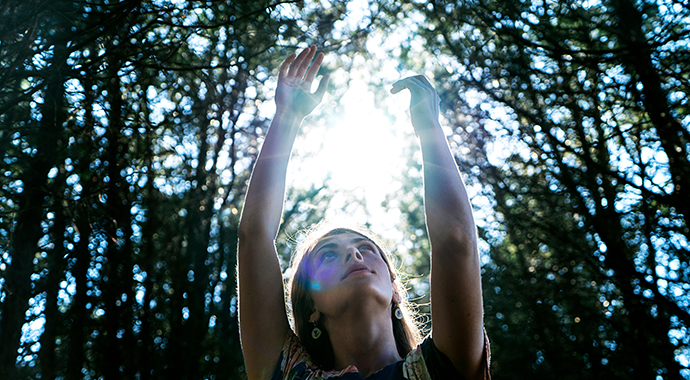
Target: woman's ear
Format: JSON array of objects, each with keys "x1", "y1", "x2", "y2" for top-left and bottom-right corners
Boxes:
[
  {"x1": 392, "y1": 282, "x2": 402, "y2": 304},
  {"x1": 309, "y1": 309, "x2": 321, "y2": 323}
]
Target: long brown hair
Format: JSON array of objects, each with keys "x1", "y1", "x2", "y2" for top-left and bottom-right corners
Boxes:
[{"x1": 287, "y1": 224, "x2": 422, "y2": 370}]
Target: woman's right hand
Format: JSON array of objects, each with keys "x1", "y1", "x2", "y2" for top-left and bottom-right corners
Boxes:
[{"x1": 276, "y1": 45, "x2": 330, "y2": 119}]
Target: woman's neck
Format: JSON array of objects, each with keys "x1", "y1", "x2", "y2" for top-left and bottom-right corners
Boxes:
[{"x1": 323, "y1": 305, "x2": 402, "y2": 377}]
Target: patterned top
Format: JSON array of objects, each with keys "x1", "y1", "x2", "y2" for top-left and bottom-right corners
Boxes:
[{"x1": 271, "y1": 330, "x2": 491, "y2": 380}]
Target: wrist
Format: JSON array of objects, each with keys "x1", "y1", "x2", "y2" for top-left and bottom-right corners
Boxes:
[
  {"x1": 413, "y1": 119, "x2": 444, "y2": 137},
  {"x1": 274, "y1": 109, "x2": 304, "y2": 124}
]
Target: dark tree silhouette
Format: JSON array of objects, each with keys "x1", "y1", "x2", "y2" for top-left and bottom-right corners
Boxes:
[
  {"x1": 0, "y1": 1, "x2": 364, "y2": 378},
  {"x1": 379, "y1": 0, "x2": 689, "y2": 378}
]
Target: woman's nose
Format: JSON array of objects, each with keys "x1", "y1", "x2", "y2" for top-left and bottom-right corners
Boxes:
[{"x1": 344, "y1": 246, "x2": 363, "y2": 263}]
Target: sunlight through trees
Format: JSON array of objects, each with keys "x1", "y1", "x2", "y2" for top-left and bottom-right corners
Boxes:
[{"x1": 1, "y1": 0, "x2": 688, "y2": 378}]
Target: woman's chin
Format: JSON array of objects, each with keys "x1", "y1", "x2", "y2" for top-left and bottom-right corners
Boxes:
[{"x1": 314, "y1": 285, "x2": 393, "y2": 315}]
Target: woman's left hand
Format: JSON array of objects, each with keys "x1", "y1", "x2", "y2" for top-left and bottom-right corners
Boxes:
[
  {"x1": 394, "y1": 75, "x2": 487, "y2": 379},
  {"x1": 391, "y1": 75, "x2": 441, "y2": 132}
]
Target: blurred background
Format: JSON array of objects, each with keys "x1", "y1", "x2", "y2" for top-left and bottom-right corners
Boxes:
[{"x1": 1, "y1": 0, "x2": 688, "y2": 378}]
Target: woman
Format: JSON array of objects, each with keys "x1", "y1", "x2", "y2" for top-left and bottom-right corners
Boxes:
[{"x1": 237, "y1": 45, "x2": 490, "y2": 380}]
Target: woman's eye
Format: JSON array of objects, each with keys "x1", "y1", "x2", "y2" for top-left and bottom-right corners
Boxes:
[
  {"x1": 320, "y1": 252, "x2": 336, "y2": 261},
  {"x1": 359, "y1": 245, "x2": 373, "y2": 252}
]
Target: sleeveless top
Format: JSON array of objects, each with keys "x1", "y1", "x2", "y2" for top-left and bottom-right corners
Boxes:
[{"x1": 271, "y1": 329, "x2": 491, "y2": 380}]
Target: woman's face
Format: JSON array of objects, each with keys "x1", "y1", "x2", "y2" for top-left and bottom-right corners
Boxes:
[{"x1": 306, "y1": 233, "x2": 395, "y2": 317}]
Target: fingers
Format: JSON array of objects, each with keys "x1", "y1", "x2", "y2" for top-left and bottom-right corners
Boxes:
[
  {"x1": 296, "y1": 47, "x2": 317, "y2": 80},
  {"x1": 279, "y1": 53, "x2": 296, "y2": 79},
  {"x1": 391, "y1": 75, "x2": 433, "y2": 94},
  {"x1": 278, "y1": 45, "x2": 328, "y2": 101},
  {"x1": 287, "y1": 45, "x2": 315, "y2": 79},
  {"x1": 313, "y1": 73, "x2": 330, "y2": 101},
  {"x1": 304, "y1": 52, "x2": 324, "y2": 84},
  {"x1": 280, "y1": 45, "x2": 326, "y2": 87},
  {"x1": 390, "y1": 77, "x2": 412, "y2": 94}
]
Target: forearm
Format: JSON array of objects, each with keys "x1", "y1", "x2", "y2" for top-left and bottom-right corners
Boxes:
[
  {"x1": 237, "y1": 111, "x2": 300, "y2": 378},
  {"x1": 417, "y1": 124, "x2": 477, "y2": 252},
  {"x1": 238, "y1": 111, "x2": 302, "y2": 240}
]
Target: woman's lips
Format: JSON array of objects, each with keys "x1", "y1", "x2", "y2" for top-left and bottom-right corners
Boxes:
[{"x1": 342, "y1": 265, "x2": 371, "y2": 279}]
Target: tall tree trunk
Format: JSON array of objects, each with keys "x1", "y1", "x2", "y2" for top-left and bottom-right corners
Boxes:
[
  {"x1": 65, "y1": 72, "x2": 98, "y2": 380},
  {"x1": 0, "y1": 39, "x2": 67, "y2": 378},
  {"x1": 100, "y1": 64, "x2": 136, "y2": 380},
  {"x1": 610, "y1": 0, "x2": 690, "y2": 221},
  {"x1": 39, "y1": 192, "x2": 68, "y2": 376}
]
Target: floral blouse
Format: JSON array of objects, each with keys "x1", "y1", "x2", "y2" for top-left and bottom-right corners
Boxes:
[{"x1": 271, "y1": 329, "x2": 491, "y2": 380}]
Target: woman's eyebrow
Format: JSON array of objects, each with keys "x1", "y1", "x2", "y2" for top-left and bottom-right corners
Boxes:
[
  {"x1": 314, "y1": 242, "x2": 337, "y2": 254},
  {"x1": 314, "y1": 237, "x2": 370, "y2": 253}
]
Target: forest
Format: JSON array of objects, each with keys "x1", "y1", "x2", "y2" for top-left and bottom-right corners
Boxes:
[{"x1": 1, "y1": 0, "x2": 688, "y2": 379}]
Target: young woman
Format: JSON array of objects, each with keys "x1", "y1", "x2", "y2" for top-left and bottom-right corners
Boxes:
[{"x1": 237, "y1": 45, "x2": 490, "y2": 380}]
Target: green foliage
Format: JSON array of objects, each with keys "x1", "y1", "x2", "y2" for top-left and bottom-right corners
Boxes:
[
  {"x1": 4, "y1": 0, "x2": 689, "y2": 378},
  {"x1": 0, "y1": 1, "x2": 363, "y2": 378},
  {"x1": 381, "y1": 0, "x2": 690, "y2": 378}
]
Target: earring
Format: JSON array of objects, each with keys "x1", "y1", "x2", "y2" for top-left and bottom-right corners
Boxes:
[
  {"x1": 311, "y1": 322, "x2": 322, "y2": 339},
  {"x1": 394, "y1": 304, "x2": 403, "y2": 320}
]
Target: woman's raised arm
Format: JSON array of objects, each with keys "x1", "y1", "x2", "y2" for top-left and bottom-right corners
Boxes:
[
  {"x1": 392, "y1": 76, "x2": 486, "y2": 380},
  {"x1": 237, "y1": 45, "x2": 329, "y2": 380}
]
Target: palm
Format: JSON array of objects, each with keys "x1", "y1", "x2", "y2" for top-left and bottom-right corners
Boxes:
[
  {"x1": 275, "y1": 46, "x2": 329, "y2": 119},
  {"x1": 276, "y1": 78, "x2": 321, "y2": 117}
]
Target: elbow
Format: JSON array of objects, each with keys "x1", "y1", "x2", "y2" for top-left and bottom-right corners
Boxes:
[
  {"x1": 237, "y1": 218, "x2": 276, "y2": 248},
  {"x1": 237, "y1": 223, "x2": 250, "y2": 246},
  {"x1": 237, "y1": 221, "x2": 259, "y2": 247},
  {"x1": 237, "y1": 215, "x2": 250, "y2": 243},
  {"x1": 431, "y1": 224, "x2": 478, "y2": 259},
  {"x1": 426, "y1": 201, "x2": 478, "y2": 254}
]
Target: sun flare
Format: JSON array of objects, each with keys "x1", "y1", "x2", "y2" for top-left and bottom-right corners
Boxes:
[{"x1": 289, "y1": 80, "x2": 415, "y2": 226}]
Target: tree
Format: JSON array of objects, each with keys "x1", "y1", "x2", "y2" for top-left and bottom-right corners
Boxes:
[{"x1": 0, "y1": 0, "x2": 367, "y2": 378}]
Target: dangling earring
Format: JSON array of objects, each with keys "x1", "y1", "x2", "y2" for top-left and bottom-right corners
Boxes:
[
  {"x1": 394, "y1": 304, "x2": 404, "y2": 320},
  {"x1": 311, "y1": 322, "x2": 322, "y2": 339}
]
